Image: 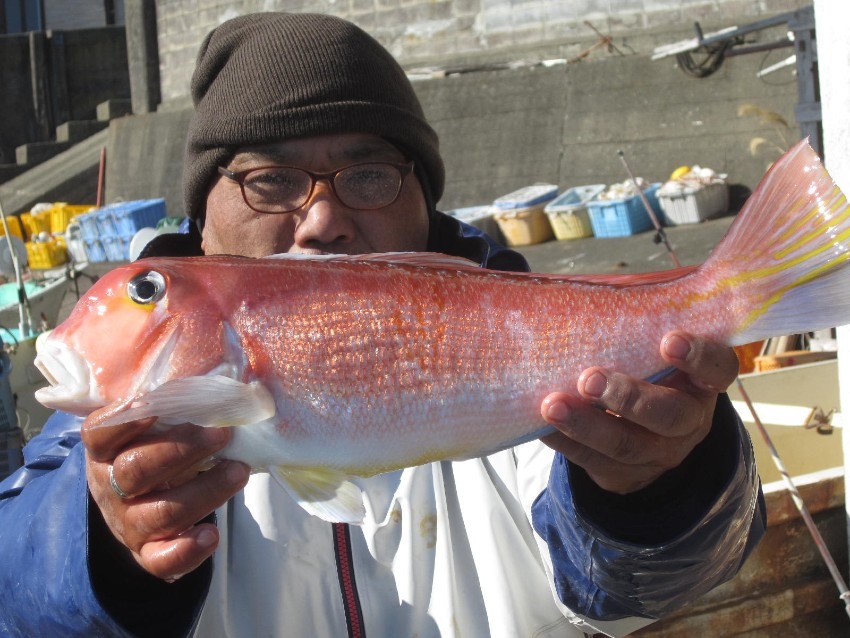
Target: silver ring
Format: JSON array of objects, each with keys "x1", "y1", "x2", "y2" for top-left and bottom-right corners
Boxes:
[{"x1": 108, "y1": 464, "x2": 130, "y2": 499}]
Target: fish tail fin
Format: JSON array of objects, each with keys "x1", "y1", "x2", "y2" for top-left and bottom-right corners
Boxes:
[{"x1": 701, "y1": 139, "x2": 850, "y2": 346}]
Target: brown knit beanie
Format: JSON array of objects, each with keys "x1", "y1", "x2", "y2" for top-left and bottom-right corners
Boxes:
[{"x1": 184, "y1": 12, "x2": 444, "y2": 222}]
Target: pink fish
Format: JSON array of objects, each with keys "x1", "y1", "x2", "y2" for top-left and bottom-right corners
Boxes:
[{"x1": 34, "y1": 140, "x2": 850, "y2": 523}]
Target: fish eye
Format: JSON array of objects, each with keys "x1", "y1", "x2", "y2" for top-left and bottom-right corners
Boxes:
[{"x1": 127, "y1": 271, "x2": 166, "y2": 305}]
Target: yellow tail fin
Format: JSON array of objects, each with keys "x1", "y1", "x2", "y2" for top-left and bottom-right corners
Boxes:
[{"x1": 702, "y1": 140, "x2": 850, "y2": 345}]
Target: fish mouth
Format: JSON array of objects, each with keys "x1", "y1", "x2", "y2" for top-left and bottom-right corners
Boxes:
[{"x1": 34, "y1": 332, "x2": 103, "y2": 413}]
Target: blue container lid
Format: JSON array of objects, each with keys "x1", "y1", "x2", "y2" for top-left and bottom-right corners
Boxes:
[{"x1": 493, "y1": 184, "x2": 558, "y2": 210}]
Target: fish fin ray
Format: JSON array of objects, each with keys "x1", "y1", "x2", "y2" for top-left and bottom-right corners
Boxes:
[
  {"x1": 697, "y1": 139, "x2": 850, "y2": 343},
  {"x1": 269, "y1": 465, "x2": 366, "y2": 524},
  {"x1": 94, "y1": 376, "x2": 275, "y2": 428},
  {"x1": 265, "y1": 251, "x2": 480, "y2": 271}
]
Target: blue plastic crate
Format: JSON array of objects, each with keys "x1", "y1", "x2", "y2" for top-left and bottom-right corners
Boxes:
[
  {"x1": 102, "y1": 235, "x2": 132, "y2": 262},
  {"x1": 77, "y1": 211, "x2": 102, "y2": 242},
  {"x1": 113, "y1": 199, "x2": 167, "y2": 235},
  {"x1": 84, "y1": 238, "x2": 107, "y2": 262},
  {"x1": 586, "y1": 184, "x2": 662, "y2": 238},
  {"x1": 95, "y1": 205, "x2": 121, "y2": 238}
]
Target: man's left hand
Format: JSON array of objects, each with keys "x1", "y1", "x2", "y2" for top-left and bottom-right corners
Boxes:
[{"x1": 540, "y1": 331, "x2": 740, "y2": 494}]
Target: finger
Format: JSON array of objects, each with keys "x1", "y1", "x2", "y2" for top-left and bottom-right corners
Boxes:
[
  {"x1": 661, "y1": 331, "x2": 740, "y2": 392},
  {"x1": 539, "y1": 428, "x2": 665, "y2": 493},
  {"x1": 110, "y1": 425, "x2": 231, "y2": 498},
  {"x1": 135, "y1": 522, "x2": 220, "y2": 582},
  {"x1": 82, "y1": 409, "x2": 157, "y2": 462},
  {"x1": 575, "y1": 368, "x2": 707, "y2": 438},
  {"x1": 541, "y1": 392, "x2": 667, "y2": 466},
  {"x1": 123, "y1": 460, "x2": 250, "y2": 549}
]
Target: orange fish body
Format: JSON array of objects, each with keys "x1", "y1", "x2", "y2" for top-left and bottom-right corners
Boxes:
[{"x1": 34, "y1": 140, "x2": 850, "y2": 522}]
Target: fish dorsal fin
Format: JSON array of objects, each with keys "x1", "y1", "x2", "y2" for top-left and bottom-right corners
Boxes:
[
  {"x1": 269, "y1": 465, "x2": 366, "y2": 524},
  {"x1": 94, "y1": 376, "x2": 276, "y2": 429},
  {"x1": 264, "y1": 251, "x2": 481, "y2": 272},
  {"x1": 562, "y1": 266, "x2": 697, "y2": 286}
]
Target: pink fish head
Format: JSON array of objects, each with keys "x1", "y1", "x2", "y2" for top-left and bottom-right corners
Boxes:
[{"x1": 35, "y1": 258, "x2": 231, "y2": 416}]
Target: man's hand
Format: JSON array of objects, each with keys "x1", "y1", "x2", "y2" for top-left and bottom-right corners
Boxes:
[
  {"x1": 81, "y1": 413, "x2": 250, "y2": 581},
  {"x1": 540, "y1": 331, "x2": 740, "y2": 494}
]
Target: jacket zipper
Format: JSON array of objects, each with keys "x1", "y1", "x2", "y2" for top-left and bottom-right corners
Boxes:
[{"x1": 333, "y1": 522, "x2": 366, "y2": 638}]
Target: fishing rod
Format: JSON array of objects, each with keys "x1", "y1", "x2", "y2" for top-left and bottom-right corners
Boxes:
[{"x1": 617, "y1": 149, "x2": 681, "y2": 268}]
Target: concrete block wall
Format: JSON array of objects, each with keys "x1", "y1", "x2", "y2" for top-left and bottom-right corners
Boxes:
[{"x1": 155, "y1": 0, "x2": 811, "y2": 102}]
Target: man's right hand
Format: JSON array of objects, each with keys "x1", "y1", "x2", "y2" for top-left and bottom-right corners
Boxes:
[{"x1": 81, "y1": 410, "x2": 251, "y2": 581}]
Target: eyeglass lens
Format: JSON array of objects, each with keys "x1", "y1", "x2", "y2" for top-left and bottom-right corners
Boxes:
[{"x1": 241, "y1": 164, "x2": 406, "y2": 212}]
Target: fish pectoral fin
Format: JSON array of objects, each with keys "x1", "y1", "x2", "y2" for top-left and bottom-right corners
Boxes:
[
  {"x1": 94, "y1": 376, "x2": 276, "y2": 428},
  {"x1": 270, "y1": 466, "x2": 366, "y2": 525}
]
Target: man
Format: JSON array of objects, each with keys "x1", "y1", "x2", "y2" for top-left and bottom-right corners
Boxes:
[{"x1": 0, "y1": 12, "x2": 764, "y2": 637}]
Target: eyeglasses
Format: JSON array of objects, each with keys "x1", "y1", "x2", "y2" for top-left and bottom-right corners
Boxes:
[{"x1": 217, "y1": 161, "x2": 415, "y2": 213}]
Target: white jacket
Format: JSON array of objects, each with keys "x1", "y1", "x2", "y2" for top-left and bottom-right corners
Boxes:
[{"x1": 197, "y1": 442, "x2": 665, "y2": 637}]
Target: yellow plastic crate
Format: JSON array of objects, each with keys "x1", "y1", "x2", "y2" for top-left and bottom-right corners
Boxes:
[
  {"x1": 25, "y1": 239, "x2": 68, "y2": 269},
  {"x1": 21, "y1": 211, "x2": 52, "y2": 240},
  {"x1": 0, "y1": 216, "x2": 24, "y2": 240},
  {"x1": 51, "y1": 204, "x2": 95, "y2": 234}
]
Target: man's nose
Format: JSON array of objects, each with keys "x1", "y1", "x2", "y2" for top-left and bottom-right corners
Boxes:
[{"x1": 292, "y1": 181, "x2": 356, "y2": 247}]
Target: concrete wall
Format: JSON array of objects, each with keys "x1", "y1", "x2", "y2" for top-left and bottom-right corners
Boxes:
[
  {"x1": 154, "y1": 0, "x2": 811, "y2": 102},
  {"x1": 43, "y1": 0, "x2": 124, "y2": 29},
  {"x1": 0, "y1": 33, "x2": 40, "y2": 165},
  {"x1": 114, "y1": 0, "x2": 802, "y2": 217},
  {"x1": 103, "y1": 38, "x2": 799, "y2": 217},
  {"x1": 50, "y1": 27, "x2": 131, "y2": 122},
  {"x1": 0, "y1": 27, "x2": 130, "y2": 163},
  {"x1": 420, "y1": 49, "x2": 799, "y2": 211}
]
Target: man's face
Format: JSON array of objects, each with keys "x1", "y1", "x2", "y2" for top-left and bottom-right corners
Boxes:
[{"x1": 201, "y1": 133, "x2": 430, "y2": 257}]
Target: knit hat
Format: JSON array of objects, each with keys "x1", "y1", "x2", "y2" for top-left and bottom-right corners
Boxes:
[{"x1": 184, "y1": 12, "x2": 444, "y2": 221}]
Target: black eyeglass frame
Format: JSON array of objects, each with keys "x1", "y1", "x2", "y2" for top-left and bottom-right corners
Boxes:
[{"x1": 217, "y1": 161, "x2": 415, "y2": 214}]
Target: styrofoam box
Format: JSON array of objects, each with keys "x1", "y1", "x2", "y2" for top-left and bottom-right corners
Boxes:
[
  {"x1": 586, "y1": 184, "x2": 662, "y2": 238},
  {"x1": 658, "y1": 182, "x2": 729, "y2": 225},
  {"x1": 544, "y1": 184, "x2": 606, "y2": 240}
]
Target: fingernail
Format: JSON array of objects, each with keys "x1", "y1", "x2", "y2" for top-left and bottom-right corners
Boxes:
[
  {"x1": 583, "y1": 371, "x2": 608, "y2": 399},
  {"x1": 664, "y1": 334, "x2": 691, "y2": 361},
  {"x1": 226, "y1": 461, "x2": 250, "y2": 485},
  {"x1": 196, "y1": 527, "x2": 217, "y2": 549},
  {"x1": 546, "y1": 401, "x2": 569, "y2": 423},
  {"x1": 202, "y1": 427, "x2": 230, "y2": 446}
]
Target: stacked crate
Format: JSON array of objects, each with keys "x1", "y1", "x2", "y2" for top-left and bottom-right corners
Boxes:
[{"x1": 77, "y1": 199, "x2": 167, "y2": 263}]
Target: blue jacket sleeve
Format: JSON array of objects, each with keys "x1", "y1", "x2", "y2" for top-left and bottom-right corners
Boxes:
[
  {"x1": 532, "y1": 394, "x2": 766, "y2": 620},
  {"x1": 0, "y1": 412, "x2": 210, "y2": 637}
]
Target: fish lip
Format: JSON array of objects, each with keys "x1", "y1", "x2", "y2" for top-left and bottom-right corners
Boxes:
[{"x1": 34, "y1": 333, "x2": 102, "y2": 412}]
